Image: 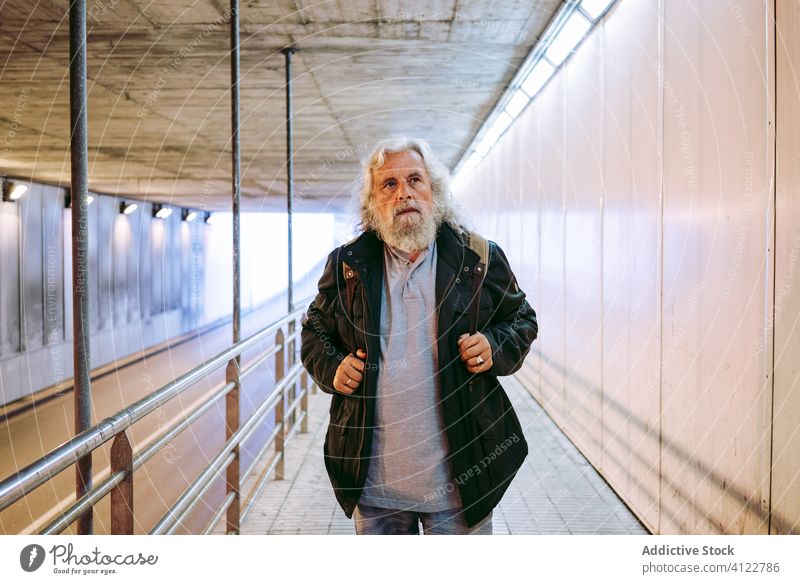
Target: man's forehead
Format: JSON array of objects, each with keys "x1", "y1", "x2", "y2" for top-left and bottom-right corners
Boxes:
[{"x1": 374, "y1": 151, "x2": 428, "y2": 176}]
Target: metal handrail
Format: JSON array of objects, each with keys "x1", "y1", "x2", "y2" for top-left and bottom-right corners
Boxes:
[
  {"x1": 0, "y1": 305, "x2": 305, "y2": 512},
  {"x1": 150, "y1": 362, "x2": 304, "y2": 534},
  {"x1": 241, "y1": 423, "x2": 282, "y2": 486},
  {"x1": 163, "y1": 452, "x2": 237, "y2": 536},
  {"x1": 0, "y1": 298, "x2": 315, "y2": 534},
  {"x1": 204, "y1": 492, "x2": 236, "y2": 535},
  {"x1": 40, "y1": 381, "x2": 237, "y2": 534}
]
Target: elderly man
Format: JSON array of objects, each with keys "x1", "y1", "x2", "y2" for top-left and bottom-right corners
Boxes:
[{"x1": 300, "y1": 137, "x2": 538, "y2": 535}]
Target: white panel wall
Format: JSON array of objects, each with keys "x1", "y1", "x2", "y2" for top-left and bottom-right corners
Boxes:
[
  {"x1": 454, "y1": 0, "x2": 794, "y2": 534},
  {"x1": 600, "y1": 0, "x2": 662, "y2": 532},
  {"x1": 563, "y1": 26, "x2": 603, "y2": 466},
  {"x1": 660, "y1": 0, "x2": 774, "y2": 536},
  {"x1": 774, "y1": 0, "x2": 800, "y2": 537}
]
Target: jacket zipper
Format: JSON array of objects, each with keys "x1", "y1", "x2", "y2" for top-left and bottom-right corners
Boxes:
[
  {"x1": 444, "y1": 270, "x2": 477, "y2": 395},
  {"x1": 443, "y1": 272, "x2": 457, "y2": 302},
  {"x1": 354, "y1": 282, "x2": 369, "y2": 483}
]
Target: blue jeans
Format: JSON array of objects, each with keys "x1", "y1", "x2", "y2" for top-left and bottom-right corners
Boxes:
[{"x1": 353, "y1": 503, "x2": 493, "y2": 535}]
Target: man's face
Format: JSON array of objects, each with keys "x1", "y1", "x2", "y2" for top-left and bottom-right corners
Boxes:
[{"x1": 370, "y1": 150, "x2": 435, "y2": 235}]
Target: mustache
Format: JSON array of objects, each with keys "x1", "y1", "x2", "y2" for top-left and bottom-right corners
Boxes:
[{"x1": 393, "y1": 203, "x2": 421, "y2": 217}]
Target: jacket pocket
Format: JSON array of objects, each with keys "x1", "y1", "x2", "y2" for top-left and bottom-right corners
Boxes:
[{"x1": 453, "y1": 293, "x2": 495, "y2": 332}]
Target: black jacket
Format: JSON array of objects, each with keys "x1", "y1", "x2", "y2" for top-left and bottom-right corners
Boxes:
[{"x1": 300, "y1": 221, "x2": 538, "y2": 528}]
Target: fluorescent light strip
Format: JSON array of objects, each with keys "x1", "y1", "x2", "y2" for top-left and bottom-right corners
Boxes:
[
  {"x1": 521, "y1": 60, "x2": 555, "y2": 98},
  {"x1": 504, "y1": 88, "x2": 530, "y2": 118},
  {"x1": 491, "y1": 111, "x2": 513, "y2": 137},
  {"x1": 580, "y1": 0, "x2": 615, "y2": 20},
  {"x1": 452, "y1": 1, "x2": 617, "y2": 182},
  {"x1": 545, "y1": 11, "x2": 591, "y2": 66}
]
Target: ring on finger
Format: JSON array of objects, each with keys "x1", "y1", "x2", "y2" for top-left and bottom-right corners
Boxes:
[
  {"x1": 476, "y1": 355, "x2": 485, "y2": 366},
  {"x1": 346, "y1": 376, "x2": 352, "y2": 386}
]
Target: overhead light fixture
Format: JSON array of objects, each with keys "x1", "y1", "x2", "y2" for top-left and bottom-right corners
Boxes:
[
  {"x1": 120, "y1": 201, "x2": 138, "y2": 215},
  {"x1": 181, "y1": 209, "x2": 197, "y2": 222},
  {"x1": 451, "y1": 1, "x2": 615, "y2": 180},
  {"x1": 475, "y1": 129, "x2": 498, "y2": 157},
  {"x1": 545, "y1": 11, "x2": 591, "y2": 66},
  {"x1": 490, "y1": 111, "x2": 513, "y2": 136},
  {"x1": 204, "y1": 212, "x2": 216, "y2": 225},
  {"x1": 2, "y1": 181, "x2": 28, "y2": 202},
  {"x1": 475, "y1": 111, "x2": 513, "y2": 157},
  {"x1": 460, "y1": 156, "x2": 479, "y2": 178},
  {"x1": 504, "y1": 88, "x2": 531, "y2": 118},
  {"x1": 65, "y1": 191, "x2": 95, "y2": 208},
  {"x1": 581, "y1": 0, "x2": 615, "y2": 20},
  {"x1": 152, "y1": 203, "x2": 172, "y2": 219},
  {"x1": 521, "y1": 59, "x2": 555, "y2": 98}
]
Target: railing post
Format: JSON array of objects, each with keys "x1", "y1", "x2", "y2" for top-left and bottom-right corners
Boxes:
[
  {"x1": 274, "y1": 329, "x2": 285, "y2": 480},
  {"x1": 300, "y1": 370, "x2": 309, "y2": 433},
  {"x1": 297, "y1": 315, "x2": 308, "y2": 432},
  {"x1": 225, "y1": 357, "x2": 241, "y2": 534},
  {"x1": 287, "y1": 319, "x2": 297, "y2": 430},
  {"x1": 110, "y1": 431, "x2": 133, "y2": 535}
]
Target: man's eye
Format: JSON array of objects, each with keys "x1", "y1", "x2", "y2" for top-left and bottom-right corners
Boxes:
[
  {"x1": 410, "y1": 177, "x2": 420, "y2": 183},
  {"x1": 384, "y1": 180, "x2": 396, "y2": 189}
]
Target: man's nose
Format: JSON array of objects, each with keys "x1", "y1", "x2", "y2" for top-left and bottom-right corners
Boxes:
[{"x1": 396, "y1": 180, "x2": 412, "y2": 199}]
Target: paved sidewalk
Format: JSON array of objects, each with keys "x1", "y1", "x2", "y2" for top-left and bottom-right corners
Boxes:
[{"x1": 239, "y1": 375, "x2": 650, "y2": 535}]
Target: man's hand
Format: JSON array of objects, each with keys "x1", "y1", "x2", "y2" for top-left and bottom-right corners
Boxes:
[
  {"x1": 458, "y1": 333, "x2": 493, "y2": 374},
  {"x1": 333, "y1": 348, "x2": 367, "y2": 394}
]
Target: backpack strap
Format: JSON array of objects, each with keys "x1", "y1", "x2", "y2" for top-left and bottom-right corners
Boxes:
[
  {"x1": 463, "y1": 229, "x2": 490, "y2": 334},
  {"x1": 468, "y1": 232, "x2": 489, "y2": 267}
]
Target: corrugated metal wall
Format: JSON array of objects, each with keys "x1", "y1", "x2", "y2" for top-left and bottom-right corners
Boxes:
[
  {"x1": 455, "y1": 0, "x2": 798, "y2": 534},
  {"x1": 0, "y1": 185, "x2": 205, "y2": 405}
]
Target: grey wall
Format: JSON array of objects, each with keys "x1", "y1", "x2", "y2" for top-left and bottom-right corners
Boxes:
[{"x1": 0, "y1": 183, "x2": 207, "y2": 405}]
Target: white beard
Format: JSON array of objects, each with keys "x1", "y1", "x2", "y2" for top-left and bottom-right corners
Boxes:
[{"x1": 375, "y1": 208, "x2": 440, "y2": 253}]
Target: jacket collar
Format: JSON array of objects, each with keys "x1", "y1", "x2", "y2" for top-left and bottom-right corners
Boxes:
[
  {"x1": 341, "y1": 221, "x2": 480, "y2": 272},
  {"x1": 339, "y1": 228, "x2": 382, "y2": 265}
]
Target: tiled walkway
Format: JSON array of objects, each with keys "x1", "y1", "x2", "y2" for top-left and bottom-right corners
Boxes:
[{"x1": 239, "y1": 375, "x2": 650, "y2": 535}]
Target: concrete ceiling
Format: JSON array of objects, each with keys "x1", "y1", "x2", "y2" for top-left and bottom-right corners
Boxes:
[{"x1": 0, "y1": 0, "x2": 561, "y2": 212}]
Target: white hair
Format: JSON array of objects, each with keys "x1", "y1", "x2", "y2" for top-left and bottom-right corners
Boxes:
[{"x1": 353, "y1": 136, "x2": 467, "y2": 233}]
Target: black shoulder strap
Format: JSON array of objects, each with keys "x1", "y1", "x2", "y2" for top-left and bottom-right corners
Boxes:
[{"x1": 464, "y1": 230, "x2": 490, "y2": 334}]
